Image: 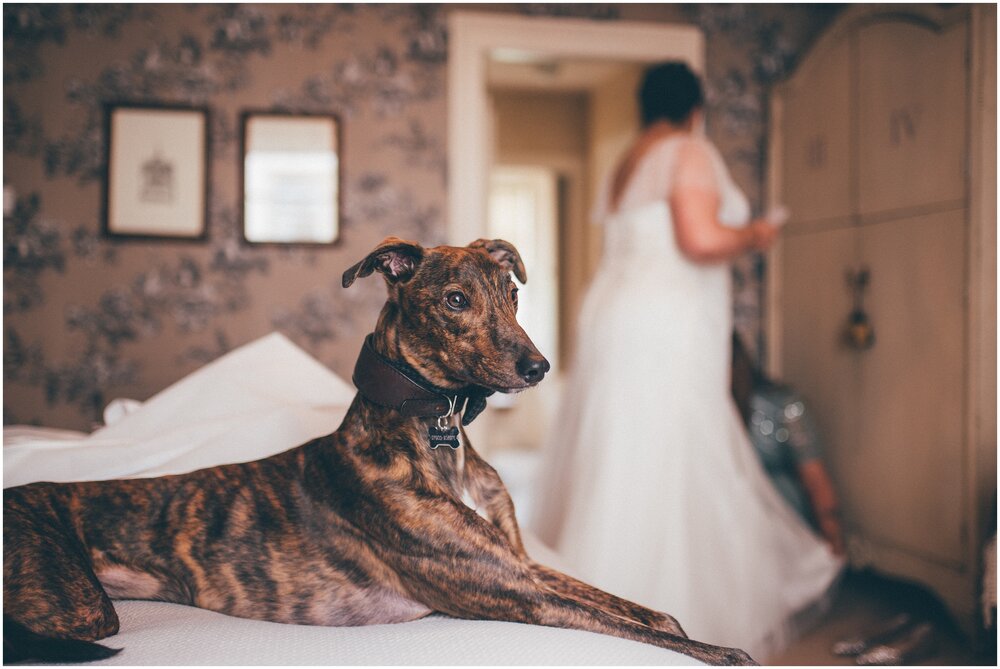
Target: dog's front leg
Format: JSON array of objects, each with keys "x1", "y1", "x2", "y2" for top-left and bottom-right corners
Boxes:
[
  {"x1": 527, "y1": 561, "x2": 688, "y2": 637},
  {"x1": 524, "y1": 588, "x2": 753, "y2": 665},
  {"x1": 380, "y1": 498, "x2": 755, "y2": 665},
  {"x1": 462, "y1": 448, "x2": 527, "y2": 556}
]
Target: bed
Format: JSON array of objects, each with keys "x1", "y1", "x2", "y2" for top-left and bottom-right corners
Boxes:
[{"x1": 3, "y1": 333, "x2": 698, "y2": 665}]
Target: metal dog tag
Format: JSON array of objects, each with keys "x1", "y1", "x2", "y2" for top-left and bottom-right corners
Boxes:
[{"x1": 428, "y1": 425, "x2": 460, "y2": 450}]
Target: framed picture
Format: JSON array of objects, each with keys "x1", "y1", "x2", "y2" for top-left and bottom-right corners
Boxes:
[
  {"x1": 103, "y1": 103, "x2": 209, "y2": 240},
  {"x1": 241, "y1": 111, "x2": 340, "y2": 245}
]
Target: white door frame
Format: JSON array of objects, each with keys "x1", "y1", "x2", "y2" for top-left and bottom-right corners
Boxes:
[{"x1": 447, "y1": 11, "x2": 704, "y2": 245}]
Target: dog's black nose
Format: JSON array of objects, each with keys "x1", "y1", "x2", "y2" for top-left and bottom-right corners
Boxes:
[{"x1": 517, "y1": 354, "x2": 550, "y2": 384}]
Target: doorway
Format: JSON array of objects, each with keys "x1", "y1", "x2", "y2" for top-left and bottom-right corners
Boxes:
[
  {"x1": 448, "y1": 12, "x2": 703, "y2": 461},
  {"x1": 488, "y1": 165, "x2": 559, "y2": 370},
  {"x1": 447, "y1": 11, "x2": 703, "y2": 247},
  {"x1": 482, "y1": 57, "x2": 644, "y2": 467}
]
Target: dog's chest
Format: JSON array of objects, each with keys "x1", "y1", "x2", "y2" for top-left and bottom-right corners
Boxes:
[
  {"x1": 437, "y1": 442, "x2": 489, "y2": 520},
  {"x1": 421, "y1": 432, "x2": 489, "y2": 520}
]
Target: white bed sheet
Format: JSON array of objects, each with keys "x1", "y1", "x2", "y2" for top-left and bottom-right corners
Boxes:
[
  {"x1": 4, "y1": 333, "x2": 698, "y2": 665},
  {"x1": 4, "y1": 333, "x2": 356, "y2": 487}
]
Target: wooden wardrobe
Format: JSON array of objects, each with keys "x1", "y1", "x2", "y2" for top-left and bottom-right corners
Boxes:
[{"x1": 768, "y1": 4, "x2": 996, "y2": 634}]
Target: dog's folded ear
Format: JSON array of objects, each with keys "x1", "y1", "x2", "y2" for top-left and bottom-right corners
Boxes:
[
  {"x1": 468, "y1": 239, "x2": 527, "y2": 283},
  {"x1": 343, "y1": 237, "x2": 425, "y2": 288}
]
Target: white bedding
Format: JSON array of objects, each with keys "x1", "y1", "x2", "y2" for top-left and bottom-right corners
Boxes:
[{"x1": 3, "y1": 333, "x2": 698, "y2": 665}]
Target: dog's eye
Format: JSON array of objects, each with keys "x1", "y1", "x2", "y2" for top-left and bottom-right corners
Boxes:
[
  {"x1": 445, "y1": 291, "x2": 469, "y2": 311},
  {"x1": 511, "y1": 287, "x2": 519, "y2": 305}
]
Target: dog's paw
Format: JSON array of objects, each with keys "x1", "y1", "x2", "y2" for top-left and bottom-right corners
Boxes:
[
  {"x1": 727, "y1": 650, "x2": 758, "y2": 666},
  {"x1": 716, "y1": 647, "x2": 758, "y2": 666}
]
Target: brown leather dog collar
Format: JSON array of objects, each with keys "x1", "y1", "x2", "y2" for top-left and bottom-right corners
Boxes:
[{"x1": 352, "y1": 334, "x2": 492, "y2": 426}]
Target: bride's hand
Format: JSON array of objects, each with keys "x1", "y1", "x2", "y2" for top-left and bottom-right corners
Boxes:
[
  {"x1": 765, "y1": 205, "x2": 790, "y2": 227},
  {"x1": 748, "y1": 220, "x2": 780, "y2": 251}
]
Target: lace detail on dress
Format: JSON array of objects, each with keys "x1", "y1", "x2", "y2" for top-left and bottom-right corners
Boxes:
[
  {"x1": 672, "y1": 136, "x2": 719, "y2": 194},
  {"x1": 596, "y1": 135, "x2": 750, "y2": 230}
]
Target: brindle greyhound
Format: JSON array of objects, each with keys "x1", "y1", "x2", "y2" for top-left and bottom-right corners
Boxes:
[{"x1": 3, "y1": 237, "x2": 756, "y2": 665}]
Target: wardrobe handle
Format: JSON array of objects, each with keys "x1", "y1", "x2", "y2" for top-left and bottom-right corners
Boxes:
[{"x1": 844, "y1": 267, "x2": 875, "y2": 351}]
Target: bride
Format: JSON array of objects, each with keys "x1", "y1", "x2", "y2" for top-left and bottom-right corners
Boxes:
[{"x1": 530, "y1": 62, "x2": 843, "y2": 660}]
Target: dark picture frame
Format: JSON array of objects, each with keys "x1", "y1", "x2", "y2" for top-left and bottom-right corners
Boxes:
[
  {"x1": 102, "y1": 103, "x2": 209, "y2": 241},
  {"x1": 240, "y1": 111, "x2": 341, "y2": 246}
]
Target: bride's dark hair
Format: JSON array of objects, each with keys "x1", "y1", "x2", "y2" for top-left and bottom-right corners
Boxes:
[{"x1": 639, "y1": 61, "x2": 704, "y2": 126}]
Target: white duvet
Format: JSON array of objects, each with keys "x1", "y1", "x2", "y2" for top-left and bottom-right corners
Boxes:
[{"x1": 3, "y1": 333, "x2": 697, "y2": 665}]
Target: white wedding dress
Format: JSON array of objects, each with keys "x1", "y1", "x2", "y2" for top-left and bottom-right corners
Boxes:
[{"x1": 530, "y1": 135, "x2": 843, "y2": 660}]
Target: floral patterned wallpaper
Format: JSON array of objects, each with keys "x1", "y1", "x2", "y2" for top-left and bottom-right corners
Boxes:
[{"x1": 3, "y1": 3, "x2": 838, "y2": 430}]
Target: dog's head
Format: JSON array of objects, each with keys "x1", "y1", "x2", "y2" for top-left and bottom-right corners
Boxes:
[{"x1": 343, "y1": 236, "x2": 549, "y2": 392}]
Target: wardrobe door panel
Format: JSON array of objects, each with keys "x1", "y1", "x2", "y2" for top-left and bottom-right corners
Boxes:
[
  {"x1": 857, "y1": 20, "x2": 968, "y2": 214},
  {"x1": 853, "y1": 210, "x2": 967, "y2": 565},
  {"x1": 780, "y1": 36, "x2": 852, "y2": 226},
  {"x1": 778, "y1": 228, "x2": 859, "y2": 507}
]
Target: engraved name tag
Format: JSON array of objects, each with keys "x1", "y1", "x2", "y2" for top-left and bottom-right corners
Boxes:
[{"x1": 428, "y1": 426, "x2": 460, "y2": 450}]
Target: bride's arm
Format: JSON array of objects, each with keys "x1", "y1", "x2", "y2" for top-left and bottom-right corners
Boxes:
[
  {"x1": 669, "y1": 189, "x2": 776, "y2": 263},
  {"x1": 667, "y1": 138, "x2": 777, "y2": 263}
]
